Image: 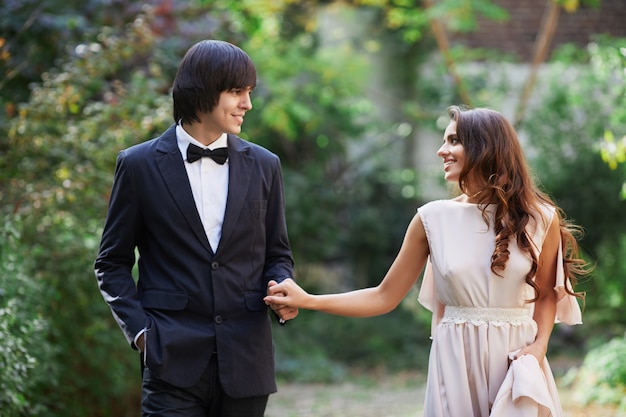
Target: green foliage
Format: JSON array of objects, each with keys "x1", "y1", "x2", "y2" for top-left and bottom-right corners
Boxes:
[
  {"x1": 509, "y1": 43, "x2": 626, "y2": 416},
  {"x1": 426, "y1": 0, "x2": 509, "y2": 33},
  {"x1": 349, "y1": 0, "x2": 508, "y2": 42},
  {"x1": 273, "y1": 308, "x2": 430, "y2": 383},
  {"x1": 578, "y1": 234, "x2": 626, "y2": 331},
  {"x1": 522, "y1": 36, "x2": 626, "y2": 257},
  {"x1": 557, "y1": 0, "x2": 601, "y2": 13},
  {"x1": 0, "y1": 215, "x2": 54, "y2": 417},
  {"x1": 3, "y1": 14, "x2": 171, "y2": 417},
  {"x1": 0, "y1": 0, "x2": 147, "y2": 135},
  {"x1": 548, "y1": 35, "x2": 626, "y2": 181},
  {"x1": 521, "y1": 37, "x2": 626, "y2": 345},
  {"x1": 563, "y1": 334, "x2": 626, "y2": 410},
  {"x1": 245, "y1": 40, "x2": 371, "y2": 162},
  {"x1": 283, "y1": 161, "x2": 419, "y2": 287}
]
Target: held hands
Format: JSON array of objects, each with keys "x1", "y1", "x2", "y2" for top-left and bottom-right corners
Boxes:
[{"x1": 266, "y1": 279, "x2": 300, "y2": 322}]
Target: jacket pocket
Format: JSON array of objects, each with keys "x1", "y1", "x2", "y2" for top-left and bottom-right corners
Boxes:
[
  {"x1": 141, "y1": 316, "x2": 153, "y2": 368},
  {"x1": 141, "y1": 289, "x2": 188, "y2": 310},
  {"x1": 243, "y1": 291, "x2": 267, "y2": 312}
]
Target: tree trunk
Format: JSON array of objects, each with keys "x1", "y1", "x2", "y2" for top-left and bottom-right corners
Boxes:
[
  {"x1": 514, "y1": 0, "x2": 561, "y2": 126},
  {"x1": 423, "y1": 0, "x2": 472, "y2": 107}
]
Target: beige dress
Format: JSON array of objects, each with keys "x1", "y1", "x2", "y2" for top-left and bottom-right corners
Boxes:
[{"x1": 417, "y1": 200, "x2": 582, "y2": 417}]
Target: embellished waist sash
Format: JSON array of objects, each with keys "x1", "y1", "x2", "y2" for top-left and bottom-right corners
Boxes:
[{"x1": 442, "y1": 305, "x2": 533, "y2": 326}]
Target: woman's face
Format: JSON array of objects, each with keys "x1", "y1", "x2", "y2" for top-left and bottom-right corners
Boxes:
[{"x1": 437, "y1": 120, "x2": 466, "y2": 183}]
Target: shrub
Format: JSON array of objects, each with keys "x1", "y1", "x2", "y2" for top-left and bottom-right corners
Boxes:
[
  {"x1": 563, "y1": 334, "x2": 626, "y2": 410},
  {"x1": 0, "y1": 215, "x2": 54, "y2": 417}
]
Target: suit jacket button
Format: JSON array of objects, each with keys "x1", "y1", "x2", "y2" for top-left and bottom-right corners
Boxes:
[
  {"x1": 211, "y1": 261, "x2": 219, "y2": 270},
  {"x1": 214, "y1": 315, "x2": 223, "y2": 324}
]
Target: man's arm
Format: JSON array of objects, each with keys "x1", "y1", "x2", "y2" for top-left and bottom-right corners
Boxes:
[
  {"x1": 263, "y1": 156, "x2": 297, "y2": 322},
  {"x1": 94, "y1": 151, "x2": 148, "y2": 348}
]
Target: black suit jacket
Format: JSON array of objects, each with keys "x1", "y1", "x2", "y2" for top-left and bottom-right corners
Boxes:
[{"x1": 95, "y1": 124, "x2": 294, "y2": 397}]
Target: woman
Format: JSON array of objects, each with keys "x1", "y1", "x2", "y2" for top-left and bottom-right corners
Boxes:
[{"x1": 264, "y1": 105, "x2": 588, "y2": 417}]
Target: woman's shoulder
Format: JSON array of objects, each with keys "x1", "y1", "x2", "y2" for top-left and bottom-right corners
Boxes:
[
  {"x1": 417, "y1": 199, "x2": 469, "y2": 219},
  {"x1": 418, "y1": 199, "x2": 448, "y2": 212},
  {"x1": 528, "y1": 201, "x2": 558, "y2": 236},
  {"x1": 536, "y1": 200, "x2": 557, "y2": 217},
  {"x1": 418, "y1": 198, "x2": 477, "y2": 212}
]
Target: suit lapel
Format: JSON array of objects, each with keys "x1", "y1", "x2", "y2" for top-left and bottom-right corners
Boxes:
[
  {"x1": 217, "y1": 135, "x2": 253, "y2": 255},
  {"x1": 155, "y1": 125, "x2": 212, "y2": 253}
]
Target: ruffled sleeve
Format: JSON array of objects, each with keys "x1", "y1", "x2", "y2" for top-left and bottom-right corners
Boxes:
[
  {"x1": 554, "y1": 241, "x2": 583, "y2": 325},
  {"x1": 418, "y1": 258, "x2": 445, "y2": 337},
  {"x1": 534, "y1": 204, "x2": 583, "y2": 325},
  {"x1": 542, "y1": 204, "x2": 583, "y2": 325}
]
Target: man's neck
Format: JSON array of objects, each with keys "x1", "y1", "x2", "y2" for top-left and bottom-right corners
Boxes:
[{"x1": 181, "y1": 122, "x2": 221, "y2": 146}]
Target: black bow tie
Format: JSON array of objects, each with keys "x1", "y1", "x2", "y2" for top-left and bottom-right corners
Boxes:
[{"x1": 186, "y1": 144, "x2": 229, "y2": 164}]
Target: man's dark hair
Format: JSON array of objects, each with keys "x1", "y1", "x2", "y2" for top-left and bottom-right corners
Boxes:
[{"x1": 172, "y1": 40, "x2": 257, "y2": 125}]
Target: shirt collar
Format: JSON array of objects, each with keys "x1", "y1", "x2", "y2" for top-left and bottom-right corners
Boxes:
[{"x1": 176, "y1": 124, "x2": 228, "y2": 160}]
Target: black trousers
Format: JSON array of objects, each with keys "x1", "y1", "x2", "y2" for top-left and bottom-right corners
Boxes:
[{"x1": 141, "y1": 354, "x2": 269, "y2": 417}]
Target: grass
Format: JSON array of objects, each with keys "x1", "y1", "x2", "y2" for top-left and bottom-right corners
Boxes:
[
  {"x1": 267, "y1": 370, "x2": 425, "y2": 417},
  {"x1": 266, "y1": 364, "x2": 626, "y2": 417}
]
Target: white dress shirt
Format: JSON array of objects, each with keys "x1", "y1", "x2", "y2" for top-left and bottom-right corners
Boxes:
[{"x1": 176, "y1": 124, "x2": 229, "y2": 252}]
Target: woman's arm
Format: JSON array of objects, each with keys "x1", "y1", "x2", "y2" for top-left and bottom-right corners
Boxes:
[
  {"x1": 264, "y1": 213, "x2": 430, "y2": 317},
  {"x1": 515, "y1": 213, "x2": 560, "y2": 361}
]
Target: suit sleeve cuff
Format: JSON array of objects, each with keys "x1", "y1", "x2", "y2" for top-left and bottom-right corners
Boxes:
[{"x1": 133, "y1": 328, "x2": 146, "y2": 349}]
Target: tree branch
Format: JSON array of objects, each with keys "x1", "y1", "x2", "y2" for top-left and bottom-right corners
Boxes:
[
  {"x1": 423, "y1": 0, "x2": 472, "y2": 107},
  {"x1": 514, "y1": 0, "x2": 561, "y2": 126}
]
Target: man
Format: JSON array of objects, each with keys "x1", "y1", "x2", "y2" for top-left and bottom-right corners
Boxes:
[{"x1": 95, "y1": 39, "x2": 298, "y2": 417}]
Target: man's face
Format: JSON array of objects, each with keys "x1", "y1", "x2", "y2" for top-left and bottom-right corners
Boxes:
[{"x1": 201, "y1": 86, "x2": 254, "y2": 138}]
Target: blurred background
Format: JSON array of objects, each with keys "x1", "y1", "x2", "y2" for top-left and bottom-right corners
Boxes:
[{"x1": 1, "y1": 0, "x2": 625, "y2": 416}]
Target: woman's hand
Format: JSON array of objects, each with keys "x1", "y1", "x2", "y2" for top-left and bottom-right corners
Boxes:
[
  {"x1": 265, "y1": 279, "x2": 305, "y2": 320},
  {"x1": 264, "y1": 278, "x2": 312, "y2": 311},
  {"x1": 513, "y1": 341, "x2": 547, "y2": 363}
]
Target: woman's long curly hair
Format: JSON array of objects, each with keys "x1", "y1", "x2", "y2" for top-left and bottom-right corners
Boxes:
[{"x1": 448, "y1": 105, "x2": 588, "y2": 301}]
